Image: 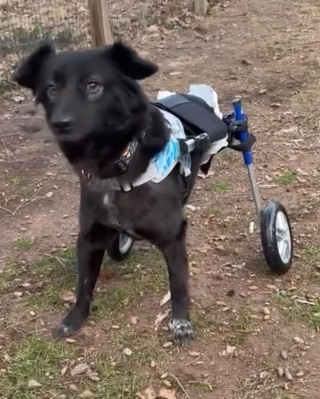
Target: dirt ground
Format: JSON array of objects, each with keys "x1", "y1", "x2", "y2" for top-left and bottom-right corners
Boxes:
[{"x1": 1, "y1": 0, "x2": 320, "y2": 398}]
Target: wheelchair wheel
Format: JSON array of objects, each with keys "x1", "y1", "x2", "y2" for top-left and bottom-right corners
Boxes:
[
  {"x1": 260, "y1": 200, "x2": 293, "y2": 275},
  {"x1": 107, "y1": 233, "x2": 134, "y2": 261}
]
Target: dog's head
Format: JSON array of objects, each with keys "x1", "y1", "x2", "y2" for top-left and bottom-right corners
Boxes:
[{"x1": 15, "y1": 42, "x2": 158, "y2": 169}]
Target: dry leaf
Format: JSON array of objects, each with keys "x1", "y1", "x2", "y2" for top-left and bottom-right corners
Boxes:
[
  {"x1": 28, "y1": 379, "x2": 41, "y2": 389},
  {"x1": 157, "y1": 388, "x2": 177, "y2": 399},
  {"x1": 123, "y1": 348, "x2": 133, "y2": 356},
  {"x1": 160, "y1": 290, "x2": 171, "y2": 307},
  {"x1": 154, "y1": 309, "x2": 171, "y2": 331},
  {"x1": 100, "y1": 269, "x2": 114, "y2": 280},
  {"x1": 60, "y1": 290, "x2": 76, "y2": 303},
  {"x1": 136, "y1": 386, "x2": 157, "y2": 399},
  {"x1": 188, "y1": 350, "x2": 201, "y2": 358},
  {"x1": 70, "y1": 363, "x2": 90, "y2": 377}
]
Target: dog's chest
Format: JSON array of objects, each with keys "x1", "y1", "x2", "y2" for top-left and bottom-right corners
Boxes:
[
  {"x1": 85, "y1": 177, "x2": 121, "y2": 228},
  {"x1": 101, "y1": 191, "x2": 120, "y2": 227}
]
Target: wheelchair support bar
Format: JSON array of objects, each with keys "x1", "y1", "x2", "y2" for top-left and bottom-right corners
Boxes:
[
  {"x1": 179, "y1": 133, "x2": 210, "y2": 155},
  {"x1": 232, "y1": 99, "x2": 262, "y2": 220}
]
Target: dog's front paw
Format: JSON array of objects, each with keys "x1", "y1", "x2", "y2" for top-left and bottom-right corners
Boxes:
[
  {"x1": 169, "y1": 319, "x2": 194, "y2": 344},
  {"x1": 54, "y1": 314, "x2": 85, "y2": 338}
]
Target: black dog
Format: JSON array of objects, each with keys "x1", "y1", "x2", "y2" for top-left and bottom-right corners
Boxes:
[{"x1": 15, "y1": 42, "x2": 206, "y2": 343}]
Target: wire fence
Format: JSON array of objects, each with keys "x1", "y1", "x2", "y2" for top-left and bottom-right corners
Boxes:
[{"x1": 0, "y1": 0, "x2": 197, "y2": 91}]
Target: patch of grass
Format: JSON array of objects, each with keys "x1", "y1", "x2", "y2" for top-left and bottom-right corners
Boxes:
[
  {"x1": 0, "y1": 336, "x2": 77, "y2": 399},
  {"x1": 276, "y1": 292, "x2": 320, "y2": 331},
  {"x1": 0, "y1": 331, "x2": 167, "y2": 399},
  {"x1": 229, "y1": 307, "x2": 258, "y2": 345},
  {"x1": 28, "y1": 247, "x2": 167, "y2": 316},
  {"x1": 13, "y1": 238, "x2": 33, "y2": 251},
  {"x1": 302, "y1": 244, "x2": 320, "y2": 263},
  {"x1": 95, "y1": 358, "x2": 148, "y2": 398},
  {"x1": 192, "y1": 306, "x2": 218, "y2": 336},
  {"x1": 94, "y1": 249, "x2": 167, "y2": 320},
  {"x1": 207, "y1": 205, "x2": 221, "y2": 217},
  {"x1": 213, "y1": 180, "x2": 231, "y2": 193},
  {"x1": 273, "y1": 170, "x2": 297, "y2": 185},
  {"x1": 276, "y1": 292, "x2": 305, "y2": 322},
  {"x1": 5, "y1": 176, "x2": 36, "y2": 198},
  {"x1": 0, "y1": 262, "x2": 21, "y2": 285},
  {"x1": 27, "y1": 247, "x2": 77, "y2": 311},
  {"x1": 92, "y1": 330, "x2": 170, "y2": 398}
]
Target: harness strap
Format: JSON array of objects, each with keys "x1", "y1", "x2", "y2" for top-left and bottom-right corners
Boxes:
[{"x1": 153, "y1": 93, "x2": 228, "y2": 142}]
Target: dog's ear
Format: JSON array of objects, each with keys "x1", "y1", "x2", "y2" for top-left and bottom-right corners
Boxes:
[
  {"x1": 14, "y1": 43, "x2": 55, "y2": 92},
  {"x1": 107, "y1": 42, "x2": 158, "y2": 80}
]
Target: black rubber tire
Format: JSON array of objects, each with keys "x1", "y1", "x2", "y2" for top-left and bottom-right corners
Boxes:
[
  {"x1": 260, "y1": 200, "x2": 293, "y2": 275},
  {"x1": 106, "y1": 233, "x2": 134, "y2": 261}
]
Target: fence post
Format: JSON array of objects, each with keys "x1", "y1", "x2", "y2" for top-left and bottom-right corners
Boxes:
[
  {"x1": 89, "y1": 0, "x2": 113, "y2": 47},
  {"x1": 193, "y1": 0, "x2": 208, "y2": 14}
]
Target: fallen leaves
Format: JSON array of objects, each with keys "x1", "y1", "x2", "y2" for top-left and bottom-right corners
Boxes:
[
  {"x1": 80, "y1": 390, "x2": 94, "y2": 398},
  {"x1": 70, "y1": 363, "x2": 90, "y2": 377},
  {"x1": 188, "y1": 350, "x2": 201, "y2": 358},
  {"x1": 123, "y1": 347, "x2": 133, "y2": 357},
  {"x1": 158, "y1": 388, "x2": 177, "y2": 399},
  {"x1": 137, "y1": 386, "x2": 177, "y2": 399},
  {"x1": 137, "y1": 387, "x2": 157, "y2": 399},
  {"x1": 99, "y1": 269, "x2": 114, "y2": 280},
  {"x1": 154, "y1": 309, "x2": 171, "y2": 331},
  {"x1": 28, "y1": 379, "x2": 41, "y2": 389},
  {"x1": 60, "y1": 290, "x2": 76, "y2": 303},
  {"x1": 160, "y1": 290, "x2": 171, "y2": 307}
]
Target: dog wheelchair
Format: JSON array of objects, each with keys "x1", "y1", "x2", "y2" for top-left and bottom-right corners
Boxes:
[{"x1": 108, "y1": 87, "x2": 293, "y2": 275}]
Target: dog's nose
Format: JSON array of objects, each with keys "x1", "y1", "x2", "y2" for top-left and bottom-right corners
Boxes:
[{"x1": 51, "y1": 117, "x2": 73, "y2": 134}]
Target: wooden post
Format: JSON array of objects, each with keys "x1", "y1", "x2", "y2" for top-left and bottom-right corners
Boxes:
[
  {"x1": 193, "y1": 0, "x2": 208, "y2": 15},
  {"x1": 88, "y1": 0, "x2": 113, "y2": 47}
]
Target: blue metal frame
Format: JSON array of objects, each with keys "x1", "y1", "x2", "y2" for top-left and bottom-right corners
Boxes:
[
  {"x1": 232, "y1": 99, "x2": 262, "y2": 220},
  {"x1": 232, "y1": 99, "x2": 253, "y2": 166}
]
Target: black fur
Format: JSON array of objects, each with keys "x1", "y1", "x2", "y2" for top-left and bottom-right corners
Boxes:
[{"x1": 15, "y1": 42, "x2": 204, "y2": 343}]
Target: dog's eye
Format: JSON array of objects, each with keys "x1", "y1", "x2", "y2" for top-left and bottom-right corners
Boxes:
[
  {"x1": 47, "y1": 83, "x2": 57, "y2": 99},
  {"x1": 87, "y1": 81, "x2": 102, "y2": 94}
]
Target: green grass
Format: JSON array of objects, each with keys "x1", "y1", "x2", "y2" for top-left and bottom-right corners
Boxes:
[
  {"x1": 229, "y1": 307, "x2": 258, "y2": 345},
  {"x1": 0, "y1": 262, "x2": 22, "y2": 285},
  {"x1": 95, "y1": 359, "x2": 148, "y2": 398},
  {"x1": 26, "y1": 246, "x2": 167, "y2": 317},
  {"x1": 5, "y1": 176, "x2": 36, "y2": 198},
  {"x1": 0, "y1": 334, "x2": 162, "y2": 399},
  {"x1": 276, "y1": 292, "x2": 320, "y2": 331},
  {"x1": 93, "y1": 332, "x2": 168, "y2": 398},
  {"x1": 213, "y1": 180, "x2": 231, "y2": 193},
  {"x1": 26, "y1": 247, "x2": 77, "y2": 311},
  {"x1": 0, "y1": 248, "x2": 172, "y2": 398},
  {"x1": 302, "y1": 244, "x2": 320, "y2": 263},
  {"x1": 273, "y1": 170, "x2": 297, "y2": 185},
  {"x1": 93, "y1": 249, "x2": 167, "y2": 321},
  {"x1": 207, "y1": 205, "x2": 221, "y2": 217},
  {"x1": 0, "y1": 336, "x2": 77, "y2": 399},
  {"x1": 13, "y1": 238, "x2": 33, "y2": 251}
]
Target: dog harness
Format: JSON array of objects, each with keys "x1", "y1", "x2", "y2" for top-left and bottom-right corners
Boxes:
[{"x1": 114, "y1": 85, "x2": 230, "y2": 192}]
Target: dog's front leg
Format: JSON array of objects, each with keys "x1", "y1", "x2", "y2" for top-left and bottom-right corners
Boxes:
[
  {"x1": 55, "y1": 234, "x2": 104, "y2": 337},
  {"x1": 159, "y1": 220, "x2": 193, "y2": 343}
]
